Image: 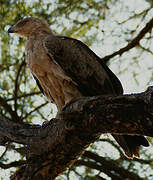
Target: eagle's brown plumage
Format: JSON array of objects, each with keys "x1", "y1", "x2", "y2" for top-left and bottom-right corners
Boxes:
[{"x1": 8, "y1": 17, "x2": 149, "y2": 158}]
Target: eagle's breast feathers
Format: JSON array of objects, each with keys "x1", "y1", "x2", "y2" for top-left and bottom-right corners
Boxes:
[{"x1": 25, "y1": 34, "x2": 82, "y2": 110}]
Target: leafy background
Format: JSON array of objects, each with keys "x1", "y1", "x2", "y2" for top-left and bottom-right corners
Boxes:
[{"x1": 0, "y1": 0, "x2": 153, "y2": 179}]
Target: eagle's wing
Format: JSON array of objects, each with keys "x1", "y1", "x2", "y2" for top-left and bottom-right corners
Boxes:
[
  {"x1": 44, "y1": 35, "x2": 123, "y2": 96},
  {"x1": 43, "y1": 35, "x2": 149, "y2": 158}
]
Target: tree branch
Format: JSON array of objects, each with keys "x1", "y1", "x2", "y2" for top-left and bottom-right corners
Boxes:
[
  {"x1": 118, "y1": 7, "x2": 151, "y2": 24},
  {"x1": 21, "y1": 102, "x2": 48, "y2": 120},
  {"x1": 0, "y1": 96, "x2": 20, "y2": 122},
  {"x1": 6, "y1": 92, "x2": 41, "y2": 102},
  {"x1": 102, "y1": 17, "x2": 153, "y2": 63},
  {"x1": 0, "y1": 160, "x2": 26, "y2": 169},
  {"x1": 0, "y1": 86, "x2": 152, "y2": 179},
  {"x1": 14, "y1": 59, "x2": 26, "y2": 112},
  {"x1": 75, "y1": 151, "x2": 144, "y2": 180},
  {"x1": 98, "y1": 138, "x2": 125, "y2": 157},
  {"x1": 138, "y1": 44, "x2": 153, "y2": 55}
]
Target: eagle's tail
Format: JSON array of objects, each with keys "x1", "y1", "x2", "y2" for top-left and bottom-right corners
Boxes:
[{"x1": 112, "y1": 135, "x2": 149, "y2": 158}]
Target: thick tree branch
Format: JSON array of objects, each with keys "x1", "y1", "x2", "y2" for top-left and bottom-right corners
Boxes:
[
  {"x1": 102, "y1": 17, "x2": 153, "y2": 63},
  {"x1": 0, "y1": 86, "x2": 152, "y2": 179}
]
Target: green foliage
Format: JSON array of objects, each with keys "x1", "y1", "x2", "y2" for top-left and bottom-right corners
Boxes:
[
  {"x1": 145, "y1": 0, "x2": 153, "y2": 5},
  {"x1": 0, "y1": 0, "x2": 153, "y2": 179}
]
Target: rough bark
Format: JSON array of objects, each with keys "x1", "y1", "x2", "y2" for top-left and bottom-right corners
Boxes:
[{"x1": 0, "y1": 86, "x2": 152, "y2": 180}]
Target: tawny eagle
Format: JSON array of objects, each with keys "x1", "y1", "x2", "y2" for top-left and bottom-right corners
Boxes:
[{"x1": 8, "y1": 17, "x2": 149, "y2": 158}]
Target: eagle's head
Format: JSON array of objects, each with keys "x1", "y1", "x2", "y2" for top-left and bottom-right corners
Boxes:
[{"x1": 8, "y1": 17, "x2": 51, "y2": 38}]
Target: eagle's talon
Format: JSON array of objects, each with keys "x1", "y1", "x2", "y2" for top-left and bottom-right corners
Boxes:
[{"x1": 42, "y1": 120, "x2": 50, "y2": 126}]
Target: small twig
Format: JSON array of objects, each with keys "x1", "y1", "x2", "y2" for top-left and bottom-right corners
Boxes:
[
  {"x1": 138, "y1": 44, "x2": 153, "y2": 55},
  {"x1": 0, "y1": 96, "x2": 20, "y2": 122},
  {"x1": 118, "y1": 7, "x2": 152, "y2": 24},
  {"x1": 21, "y1": 102, "x2": 48, "y2": 120},
  {"x1": 0, "y1": 160, "x2": 26, "y2": 169},
  {"x1": 98, "y1": 138, "x2": 125, "y2": 158},
  {"x1": 7, "y1": 92, "x2": 41, "y2": 102},
  {"x1": 14, "y1": 59, "x2": 26, "y2": 112}
]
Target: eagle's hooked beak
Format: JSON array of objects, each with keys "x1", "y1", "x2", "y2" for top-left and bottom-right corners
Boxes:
[{"x1": 8, "y1": 26, "x2": 15, "y2": 33}]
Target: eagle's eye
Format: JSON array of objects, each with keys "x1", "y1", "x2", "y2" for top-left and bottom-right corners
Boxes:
[{"x1": 18, "y1": 19, "x2": 28, "y2": 27}]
